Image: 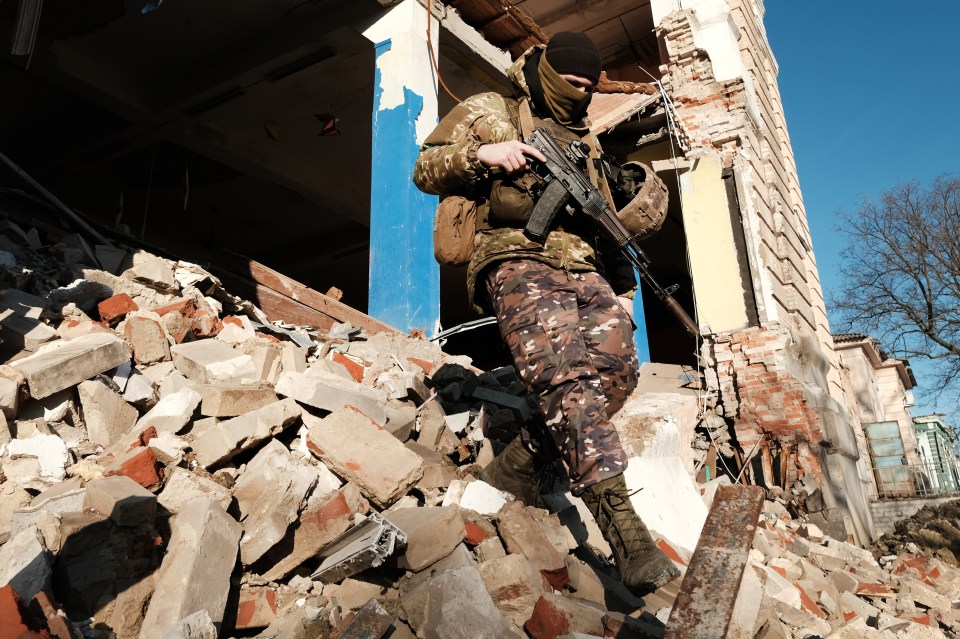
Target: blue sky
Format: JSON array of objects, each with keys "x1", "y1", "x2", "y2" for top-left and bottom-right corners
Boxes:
[{"x1": 764, "y1": 2, "x2": 960, "y2": 420}]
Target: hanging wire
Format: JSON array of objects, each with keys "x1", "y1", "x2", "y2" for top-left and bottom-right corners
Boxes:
[
  {"x1": 635, "y1": 65, "x2": 746, "y2": 483},
  {"x1": 425, "y1": 0, "x2": 462, "y2": 104}
]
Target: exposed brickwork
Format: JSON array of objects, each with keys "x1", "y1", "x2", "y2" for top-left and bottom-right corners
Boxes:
[{"x1": 706, "y1": 325, "x2": 825, "y2": 484}]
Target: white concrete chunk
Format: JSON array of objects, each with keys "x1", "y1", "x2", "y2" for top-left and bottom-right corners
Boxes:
[
  {"x1": 442, "y1": 479, "x2": 510, "y2": 516},
  {"x1": 84, "y1": 475, "x2": 157, "y2": 527},
  {"x1": 2, "y1": 434, "x2": 69, "y2": 482},
  {"x1": 303, "y1": 407, "x2": 423, "y2": 508},
  {"x1": 10, "y1": 332, "x2": 131, "y2": 399},
  {"x1": 139, "y1": 497, "x2": 241, "y2": 639},
  {"x1": 170, "y1": 340, "x2": 257, "y2": 385},
  {"x1": 78, "y1": 379, "x2": 140, "y2": 446},
  {"x1": 276, "y1": 369, "x2": 388, "y2": 424},
  {"x1": 134, "y1": 386, "x2": 201, "y2": 434},
  {"x1": 233, "y1": 439, "x2": 318, "y2": 565},
  {"x1": 189, "y1": 398, "x2": 301, "y2": 468},
  {"x1": 157, "y1": 467, "x2": 232, "y2": 514},
  {"x1": 0, "y1": 526, "x2": 52, "y2": 600}
]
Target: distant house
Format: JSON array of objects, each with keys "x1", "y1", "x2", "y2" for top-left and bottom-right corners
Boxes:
[
  {"x1": 833, "y1": 333, "x2": 921, "y2": 502},
  {"x1": 912, "y1": 414, "x2": 960, "y2": 496}
]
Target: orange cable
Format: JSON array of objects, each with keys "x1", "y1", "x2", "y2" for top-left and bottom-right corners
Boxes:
[{"x1": 426, "y1": 3, "x2": 462, "y2": 104}]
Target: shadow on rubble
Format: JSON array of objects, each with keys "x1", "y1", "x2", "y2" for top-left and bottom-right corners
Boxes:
[{"x1": 50, "y1": 502, "x2": 171, "y2": 633}]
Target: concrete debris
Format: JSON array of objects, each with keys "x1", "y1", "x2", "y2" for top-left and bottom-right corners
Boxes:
[{"x1": 0, "y1": 226, "x2": 954, "y2": 639}]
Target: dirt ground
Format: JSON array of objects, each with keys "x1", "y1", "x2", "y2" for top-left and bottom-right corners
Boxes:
[{"x1": 870, "y1": 499, "x2": 960, "y2": 566}]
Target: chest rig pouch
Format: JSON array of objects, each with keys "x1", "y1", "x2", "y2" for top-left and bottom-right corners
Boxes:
[{"x1": 487, "y1": 100, "x2": 585, "y2": 226}]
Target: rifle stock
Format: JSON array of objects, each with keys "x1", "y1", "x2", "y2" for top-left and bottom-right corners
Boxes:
[{"x1": 523, "y1": 127, "x2": 700, "y2": 338}]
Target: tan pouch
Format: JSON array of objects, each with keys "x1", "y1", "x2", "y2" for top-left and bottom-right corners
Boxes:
[
  {"x1": 433, "y1": 194, "x2": 480, "y2": 266},
  {"x1": 616, "y1": 161, "x2": 668, "y2": 240}
]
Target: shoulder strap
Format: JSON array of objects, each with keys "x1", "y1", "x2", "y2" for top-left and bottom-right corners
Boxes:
[
  {"x1": 583, "y1": 132, "x2": 617, "y2": 210},
  {"x1": 518, "y1": 98, "x2": 534, "y2": 139},
  {"x1": 503, "y1": 96, "x2": 535, "y2": 140}
]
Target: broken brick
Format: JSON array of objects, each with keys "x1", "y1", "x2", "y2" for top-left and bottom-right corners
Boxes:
[{"x1": 97, "y1": 293, "x2": 138, "y2": 324}]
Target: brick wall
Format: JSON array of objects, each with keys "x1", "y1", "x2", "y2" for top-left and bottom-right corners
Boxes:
[
  {"x1": 870, "y1": 497, "x2": 959, "y2": 537},
  {"x1": 705, "y1": 325, "x2": 825, "y2": 485}
]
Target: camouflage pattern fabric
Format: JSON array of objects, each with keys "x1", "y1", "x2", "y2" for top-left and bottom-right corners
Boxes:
[
  {"x1": 412, "y1": 45, "x2": 637, "y2": 313},
  {"x1": 485, "y1": 259, "x2": 639, "y2": 494}
]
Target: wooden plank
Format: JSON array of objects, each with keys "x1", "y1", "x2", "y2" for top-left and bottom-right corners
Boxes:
[
  {"x1": 210, "y1": 252, "x2": 400, "y2": 336},
  {"x1": 665, "y1": 485, "x2": 765, "y2": 639}
]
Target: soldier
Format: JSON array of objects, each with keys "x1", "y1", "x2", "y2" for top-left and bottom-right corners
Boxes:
[{"x1": 413, "y1": 32, "x2": 679, "y2": 596}]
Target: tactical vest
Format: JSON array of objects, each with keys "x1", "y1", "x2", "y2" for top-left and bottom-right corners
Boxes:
[{"x1": 484, "y1": 100, "x2": 589, "y2": 230}]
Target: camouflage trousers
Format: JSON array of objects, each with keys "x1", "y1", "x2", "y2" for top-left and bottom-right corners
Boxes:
[{"x1": 485, "y1": 259, "x2": 639, "y2": 495}]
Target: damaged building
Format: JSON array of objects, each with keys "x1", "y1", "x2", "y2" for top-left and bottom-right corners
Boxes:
[{"x1": 2, "y1": 0, "x2": 960, "y2": 637}]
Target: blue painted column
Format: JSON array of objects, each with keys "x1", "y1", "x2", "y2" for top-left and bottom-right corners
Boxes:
[
  {"x1": 631, "y1": 285, "x2": 651, "y2": 363},
  {"x1": 363, "y1": 1, "x2": 440, "y2": 335}
]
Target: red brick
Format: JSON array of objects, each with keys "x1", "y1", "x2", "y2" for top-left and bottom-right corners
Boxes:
[
  {"x1": 855, "y1": 581, "x2": 895, "y2": 597},
  {"x1": 331, "y1": 352, "x2": 364, "y2": 383},
  {"x1": 795, "y1": 583, "x2": 826, "y2": 619},
  {"x1": 151, "y1": 298, "x2": 197, "y2": 318},
  {"x1": 406, "y1": 357, "x2": 435, "y2": 374},
  {"x1": 28, "y1": 593, "x2": 73, "y2": 639},
  {"x1": 897, "y1": 612, "x2": 932, "y2": 626},
  {"x1": 235, "y1": 585, "x2": 279, "y2": 630},
  {"x1": 464, "y1": 522, "x2": 490, "y2": 546},
  {"x1": 98, "y1": 293, "x2": 139, "y2": 324},
  {"x1": 191, "y1": 309, "x2": 222, "y2": 337},
  {"x1": 657, "y1": 538, "x2": 687, "y2": 567},
  {"x1": 524, "y1": 593, "x2": 604, "y2": 639},
  {"x1": 107, "y1": 447, "x2": 163, "y2": 491},
  {"x1": 222, "y1": 316, "x2": 244, "y2": 328},
  {"x1": 0, "y1": 585, "x2": 46, "y2": 639}
]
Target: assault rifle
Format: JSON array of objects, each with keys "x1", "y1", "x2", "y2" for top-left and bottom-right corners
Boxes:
[{"x1": 523, "y1": 127, "x2": 700, "y2": 338}]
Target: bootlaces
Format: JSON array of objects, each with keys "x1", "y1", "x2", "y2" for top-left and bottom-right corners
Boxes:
[{"x1": 597, "y1": 488, "x2": 648, "y2": 560}]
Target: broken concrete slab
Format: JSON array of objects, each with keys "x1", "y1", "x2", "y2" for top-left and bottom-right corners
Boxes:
[
  {"x1": 189, "y1": 397, "x2": 301, "y2": 468},
  {"x1": 10, "y1": 332, "x2": 131, "y2": 398},
  {"x1": 2, "y1": 433, "x2": 69, "y2": 484},
  {"x1": 402, "y1": 564, "x2": 521, "y2": 639},
  {"x1": 303, "y1": 407, "x2": 423, "y2": 508},
  {"x1": 125, "y1": 313, "x2": 172, "y2": 365},
  {"x1": 0, "y1": 526, "x2": 52, "y2": 600},
  {"x1": 78, "y1": 379, "x2": 139, "y2": 447},
  {"x1": 196, "y1": 383, "x2": 279, "y2": 417},
  {"x1": 139, "y1": 496, "x2": 241, "y2": 639},
  {"x1": 170, "y1": 339, "x2": 257, "y2": 385},
  {"x1": 162, "y1": 609, "x2": 218, "y2": 639},
  {"x1": 84, "y1": 475, "x2": 157, "y2": 527},
  {"x1": 134, "y1": 386, "x2": 202, "y2": 434},
  {"x1": 233, "y1": 439, "x2": 318, "y2": 566},
  {"x1": 524, "y1": 592, "x2": 606, "y2": 639},
  {"x1": 479, "y1": 552, "x2": 546, "y2": 630},
  {"x1": 384, "y1": 506, "x2": 466, "y2": 572},
  {"x1": 277, "y1": 369, "x2": 388, "y2": 425},
  {"x1": 441, "y1": 479, "x2": 510, "y2": 516},
  {"x1": 157, "y1": 467, "x2": 232, "y2": 515},
  {"x1": 260, "y1": 482, "x2": 369, "y2": 582},
  {"x1": 496, "y1": 501, "x2": 569, "y2": 591},
  {"x1": 123, "y1": 255, "x2": 178, "y2": 294}
]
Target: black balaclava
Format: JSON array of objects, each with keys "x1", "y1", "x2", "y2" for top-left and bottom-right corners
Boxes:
[{"x1": 524, "y1": 32, "x2": 602, "y2": 128}]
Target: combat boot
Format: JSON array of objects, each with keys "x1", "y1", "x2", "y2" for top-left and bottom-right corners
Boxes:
[
  {"x1": 581, "y1": 474, "x2": 681, "y2": 597},
  {"x1": 479, "y1": 436, "x2": 547, "y2": 507}
]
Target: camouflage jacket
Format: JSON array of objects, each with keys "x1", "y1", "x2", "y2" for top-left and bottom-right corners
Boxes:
[{"x1": 413, "y1": 45, "x2": 637, "y2": 312}]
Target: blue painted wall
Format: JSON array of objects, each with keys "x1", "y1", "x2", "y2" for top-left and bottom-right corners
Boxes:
[{"x1": 367, "y1": 39, "x2": 440, "y2": 334}]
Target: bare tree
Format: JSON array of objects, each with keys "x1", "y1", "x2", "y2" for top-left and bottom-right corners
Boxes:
[{"x1": 832, "y1": 175, "x2": 960, "y2": 394}]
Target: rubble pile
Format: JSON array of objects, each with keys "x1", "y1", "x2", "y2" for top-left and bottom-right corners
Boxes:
[
  {"x1": 0, "y1": 214, "x2": 958, "y2": 639},
  {"x1": 732, "y1": 489, "x2": 960, "y2": 639},
  {"x1": 870, "y1": 500, "x2": 960, "y2": 567}
]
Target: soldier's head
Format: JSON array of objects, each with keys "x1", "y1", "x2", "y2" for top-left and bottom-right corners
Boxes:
[
  {"x1": 545, "y1": 31, "x2": 602, "y2": 91},
  {"x1": 530, "y1": 32, "x2": 602, "y2": 126}
]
